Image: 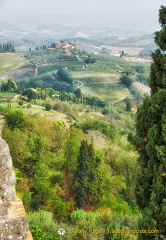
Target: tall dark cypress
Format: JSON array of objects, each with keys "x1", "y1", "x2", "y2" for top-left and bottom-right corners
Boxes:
[
  {"x1": 74, "y1": 140, "x2": 103, "y2": 209},
  {"x1": 135, "y1": 5, "x2": 166, "y2": 240}
]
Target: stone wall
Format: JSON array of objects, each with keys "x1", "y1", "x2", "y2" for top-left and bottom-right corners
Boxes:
[{"x1": 0, "y1": 130, "x2": 33, "y2": 240}]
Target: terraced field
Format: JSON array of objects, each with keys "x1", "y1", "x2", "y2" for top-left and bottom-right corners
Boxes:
[{"x1": 71, "y1": 71, "x2": 130, "y2": 100}]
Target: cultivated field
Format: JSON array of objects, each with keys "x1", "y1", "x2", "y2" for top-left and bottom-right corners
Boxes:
[{"x1": 71, "y1": 71, "x2": 130, "y2": 100}]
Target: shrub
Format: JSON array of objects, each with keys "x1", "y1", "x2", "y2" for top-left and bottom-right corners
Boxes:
[
  {"x1": 27, "y1": 103, "x2": 32, "y2": 109},
  {"x1": 45, "y1": 103, "x2": 52, "y2": 111},
  {"x1": 102, "y1": 108, "x2": 109, "y2": 115},
  {"x1": 28, "y1": 211, "x2": 57, "y2": 234},
  {"x1": 18, "y1": 100, "x2": 24, "y2": 107},
  {"x1": 31, "y1": 226, "x2": 58, "y2": 240},
  {"x1": 70, "y1": 209, "x2": 100, "y2": 225},
  {"x1": 0, "y1": 106, "x2": 5, "y2": 115},
  {"x1": 4, "y1": 110, "x2": 26, "y2": 130},
  {"x1": 31, "y1": 197, "x2": 40, "y2": 211}
]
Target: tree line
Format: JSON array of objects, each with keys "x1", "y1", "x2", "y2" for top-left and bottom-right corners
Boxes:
[{"x1": 0, "y1": 43, "x2": 15, "y2": 53}]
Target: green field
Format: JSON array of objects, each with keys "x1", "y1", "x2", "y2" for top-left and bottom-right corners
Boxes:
[
  {"x1": 0, "y1": 53, "x2": 27, "y2": 75},
  {"x1": 72, "y1": 71, "x2": 130, "y2": 100}
]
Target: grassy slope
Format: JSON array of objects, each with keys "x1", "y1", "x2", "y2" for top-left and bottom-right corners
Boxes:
[
  {"x1": 0, "y1": 102, "x2": 70, "y2": 127},
  {"x1": 0, "y1": 53, "x2": 27, "y2": 75}
]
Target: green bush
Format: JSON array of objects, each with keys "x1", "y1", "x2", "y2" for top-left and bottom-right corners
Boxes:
[
  {"x1": 18, "y1": 100, "x2": 24, "y2": 107},
  {"x1": 31, "y1": 226, "x2": 58, "y2": 240},
  {"x1": 45, "y1": 103, "x2": 52, "y2": 111},
  {"x1": 104, "y1": 214, "x2": 141, "y2": 240},
  {"x1": 31, "y1": 197, "x2": 40, "y2": 211},
  {"x1": 4, "y1": 109, "x2": 26, "y2": 130},
  {"x1": 70, "y1": 209, "x2": 100, "y2": 225},
  {"x1": 28, "y1": 211, "x2": 57, "y2": 234},
  {"x1": 0, "y1": 106, "x2": 5, "y2": 115},
  {"x1": 27, "y1": 103, "x2": 32, "y2": 109},
  {"x1": 102, "y1": 108, "x2": 109, "y2": 115}
]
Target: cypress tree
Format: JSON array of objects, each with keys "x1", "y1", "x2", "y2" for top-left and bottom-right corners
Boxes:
[
  {"x1": 74, "y1": 140, "x2": 103, "y2": 209},
  {"x1": 135, "y1": 5, "x2": 166, "y2": 240}
]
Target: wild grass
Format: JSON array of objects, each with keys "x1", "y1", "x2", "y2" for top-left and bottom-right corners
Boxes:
[{"x1": 70, "y1": 209, "x2": 100, "y2": 224}]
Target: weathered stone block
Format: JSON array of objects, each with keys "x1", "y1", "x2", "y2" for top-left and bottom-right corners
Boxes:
[{"x1": 0, "y1": 131, "x2": 33, "y2": 240}]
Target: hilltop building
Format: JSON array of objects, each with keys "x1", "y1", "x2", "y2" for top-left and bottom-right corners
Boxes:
[{"x1": 56, "y1": 43, "x2": 74, "y2": 50}]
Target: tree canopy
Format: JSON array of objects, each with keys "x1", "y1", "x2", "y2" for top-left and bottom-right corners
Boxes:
[
  {"x1": 135, "y1": 6, "x2": 166, "y2": 239},
  {"x1": 1, "y1": 78, "x2": 18, "y2": 92}
]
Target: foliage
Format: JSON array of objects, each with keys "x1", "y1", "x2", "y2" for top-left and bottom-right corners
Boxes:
[
  {"x1": 1, "y1": 78, "x2": 18, "y2": 92},
  {"x1": 85, "y1": 57, "x2": 96, "y2": 64},
  {"x1": 22, "y1": 88, "x2": 38, "y2": 101},
  {"x1": 45, "y1": 103, "x2": 52, "y2": 111},
  {"x1": 119, "y1": 74, "x2": 133, "y2": 89},
  {"x1": 0, "y1": 105, "x2": 5, "y2": 115},
  {"x1": 74, "y1": 88, "x2": 82, "y2": 98},
  {"x1": 125, "y1": 98, "x2": 131, "y2": 112},
  {"x1": 136, "y1": 73, "x2": 149, "y2": 86},
  {"x1": 53, "y1": 81, "x2": 75, "y2": 93},
  {"x1": 74, "y1": 140, "x2": 104, "y2": 209},
  {"x1": 28, "y1": 211, "x2": 57, "y2": 235},
  {"x1": 4, "y1": 109, "x2": 26, "y2": 130},
  {"x1": 102, "y1": 108, "x2": 109, "y2": 115},
  {"x1": 31, "y1": 226, "x2": 58, "y2": 240},
  {"x1": 76, "y1": 119, "x2": 117, "y2": 140},
  {"x1": 0, "y1": 43, "x2": 15, "y2": 53},
  {"x1": 57, "y1": 68, "x2": 74, "y2": 85},
  {"x1": 84, "y1": 96, "x2": 107, "y2": 107},
  {"x1": 18, "y1": 100, "x2": 24, "y2": 107},
  {"x1": 51, "y1": 195, "x2": 74, "y2": 222},
  {"x1": 103, "y1": 214, "x2": 140, "y2": 240},
  {"x1": 134, "y1": 6, "x2": 166, "y2": 239},
  {"x1": 70, "y1": 209, "x2": 100, "y2": 224},
  {"x1": 0, "y1": 46, "x2": 145, "y2": 239},
  {"x1": 134, "y1": 65, "x2": 145, "y2": 74}
]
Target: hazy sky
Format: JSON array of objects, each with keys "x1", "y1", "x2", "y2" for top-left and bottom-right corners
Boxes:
[
  {"x1": 0, "y1": 0, "x2": 165, "y2": 32},
  {"x1": 0, "y1": 0, "x2": 165, "y2": 16}
]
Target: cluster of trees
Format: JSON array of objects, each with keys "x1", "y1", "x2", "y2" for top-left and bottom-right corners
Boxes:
[
  {"x1": 22, "y1": 88, "x2": 38, "y2": 101},
  {"x1": 20, "y1": 87, "x2": 108, "y2": 110},
  {"x1": 57, "y1": 68, "x2": 74, "y2": 85},
  {"x1": 1, "y1": 78, "x2": 18, "y2": 92},
  {"x1": 35, "y1": 42, "x2": 58, "y2": 51},
  {"x1": 58, "y1": 91, "x2": 107, "y2": 107},
  {"x1": 119, "y1": 74, "x2": 133, "y2": 88},
  {"x1": 35, "y1": 45, "x2": 47, "y2": 51},
  {"x1": 0, "y1": 43, "x2": 15, "y2": 53},
  {"x1": 1, "y1": 108, "x2": 139, "y2": 240},
  {"x1": 136, "y1": 73, "x2": 149, "y2": 86},
  {"x1": 84, "y1": 96, "x2": 107, "y2": 107}
]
